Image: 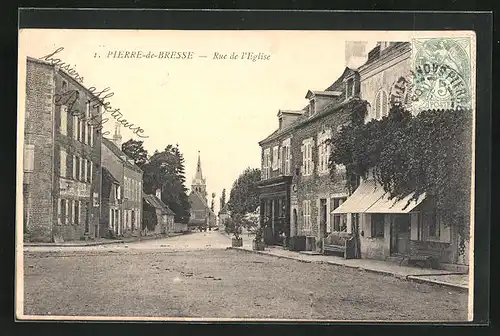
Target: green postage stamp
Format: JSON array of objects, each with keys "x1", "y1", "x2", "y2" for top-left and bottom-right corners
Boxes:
[{"x1": 411, "y1": 36, "x2": 473, "y2": 111}]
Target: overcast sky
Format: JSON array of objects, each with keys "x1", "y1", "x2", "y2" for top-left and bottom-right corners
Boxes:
[{"x1": 19, "y1": 30, "x2": 383, "y2": 213}]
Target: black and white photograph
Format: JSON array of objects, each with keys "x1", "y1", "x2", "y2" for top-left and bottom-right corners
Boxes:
[{"x1": 16, "y1": 27, "x2": 477, "y2": 322}]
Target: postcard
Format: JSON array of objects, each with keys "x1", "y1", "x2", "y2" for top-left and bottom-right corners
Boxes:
[{"x1": 17, "y1": 28, "x2": 476, "y2": 322}]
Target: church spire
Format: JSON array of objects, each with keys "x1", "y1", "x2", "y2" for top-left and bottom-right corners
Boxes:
[
  {"x1": 192, "y1": 151, "x2": 207, "y2": 199},
  {"x1": 112, "y1": 121, "x2": 122, "y2": 147},
  {"x1": 195, "y1": 151, "x2": 203, "y2": 180}
]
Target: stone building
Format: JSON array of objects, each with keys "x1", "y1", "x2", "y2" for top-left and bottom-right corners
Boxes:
[
  {"x1": 23, "y1": 57, "x2": 102, "y2": 242},
  {"x1": 143, "y1": 189, "x2": 175, "y2": 235},
  {"x1": 188, "y1": 152, "x2": 216, "y2": 229},
  {"x1": 332, "y1": 41, "x2": 470, "y2": 271},
  {"x1": 257, "y1": 66, "x2": 364, "y2": 248},
  {"x1": 100, "y1": 126, "x2": 143, "y2": 238}
]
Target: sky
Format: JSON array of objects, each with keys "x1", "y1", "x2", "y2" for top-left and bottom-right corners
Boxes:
[{"x1": 18, "y1": 30, "x2": 381, "y2": 213}]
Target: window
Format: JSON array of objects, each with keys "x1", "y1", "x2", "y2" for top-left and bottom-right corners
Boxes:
[
  {"x1": 371, "y1": 213, "x2": 385, "y2": 237},
  {"x1": 309, "y1": 99, "x2": 315, "y2": 116},
  {"x1": 425, "y1": 210, "x2": 440, "y2": 239},
  {"x1": 89, "y1": 162, "x2": 93, "y2": 183},
  {"x1": 346, "y1": 78, "x2": 355, "y2": 97},
  {"x1": 79, "y1": 157, "x2": 85, "y2": 181},
  {"x1": 24, "y1": 144, "x2": 35, "y2": 172},
  {"x1": 65, "y1": 199, "x2": 70, "y2": 225},
  {"x1": 262, "y1": 148, "x2": 271, "y2": 179},
  {"x1": 375, "y1": 89, "x2": 389, "y2": 119},
  {"x1": 74, "y1": 201, "x2": 80, "y2": 225},
  {"x1": 282, "y1": 138, "x2": 291, "y2": 175},
  {"x1": 60, "y1": 106, "x2": 68, "y2": 135},
  {"x1": 89, "y1": 126, "x2": 94, "y2": 147},
  {"x1": 302, "y1": 200, "x2": 311, "y2": 231},
  {"x1": 73, "y1": 115, "x2": 78, "y2": 140},
  {"x1": 272, "y1": 146, "x2": 279, "y2": 171},
  {"x1": 317, "y1": 130, "x2": 331, "y2": 175},
  {"x1": 87, "y1": 125, "x2": 93, "y2": 146},
  {"x1": 60, "y1": 149, "x2": 67, "y2": 177},
  {"x1": 62, "y1": 81, "x2": 68, "y2": 92},
  {"x1": 116, "y1": 185, "x2": 121, "y2": 200},
  {"x1": 82, "y1": 120, "x2": 87, "y2": 144},
  {"x1": 331, "y1": 197, "x2": 347, "y2": 232},
  {"x1": 86, "y1": 159, "x2": 91, "y2": 182},
  {"x1": 301, "y1": 138, "x2": 314, "y2": 176}
]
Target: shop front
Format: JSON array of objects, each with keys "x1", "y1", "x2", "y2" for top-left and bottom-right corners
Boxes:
[{"x1": 256, "y1": 176, "x2": 292, "y2": 246}]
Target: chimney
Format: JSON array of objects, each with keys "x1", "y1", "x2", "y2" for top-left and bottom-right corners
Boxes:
[
  {"x1": 345, "y1": 41, "x2": 368, "y2": 69},
  {"x1": 155, "y1": 188, "x2": 161, "y2": 199},
  {"x1": 112, "y1": 121, "x2": 122, "y2": 148}
]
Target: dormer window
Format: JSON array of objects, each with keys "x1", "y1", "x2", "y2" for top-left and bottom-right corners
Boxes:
[
  {"x1": 346, "y1": 78, "x2": 355, "y2": 98},
  {"x1": 309, "y1": 99, "x2": 315, "y2": 116}
]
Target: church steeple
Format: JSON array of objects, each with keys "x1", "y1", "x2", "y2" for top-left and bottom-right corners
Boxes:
[{"x1": 191, "y1": 151, "x2": 207, "y2": 200}]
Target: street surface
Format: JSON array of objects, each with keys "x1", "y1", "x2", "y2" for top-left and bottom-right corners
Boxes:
[{"x1": 23, "y1": 231, "x2": 468, "y2": 320}]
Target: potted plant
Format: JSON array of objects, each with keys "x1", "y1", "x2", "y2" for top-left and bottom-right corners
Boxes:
[
  {"x1": 252, "y1": 226, "x2": 265, "y2": 251},
  {"x1": 227, "y1": 214, "x2": 243, "y2": 247}
]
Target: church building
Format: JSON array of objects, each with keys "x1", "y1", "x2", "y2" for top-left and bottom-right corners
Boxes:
[{"x1": 188, "y1": 152, "x2": 216, "y2": 230}]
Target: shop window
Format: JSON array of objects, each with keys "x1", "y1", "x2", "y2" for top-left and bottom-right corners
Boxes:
[{"x1": 371, "y1": 213, "x2": 385, "y2": 237}]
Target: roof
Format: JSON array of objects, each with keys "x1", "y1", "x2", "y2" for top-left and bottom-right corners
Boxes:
[
  {"x1": 189, "y1": 190, "x2": 216, "y2": 216},
  {"x1": 259, "y1": 67, "x2": 358, "y2": 145},
  {"x1": 143, "y1": 194, "x2": 175, "y2": 216},
  {"x1": 102, "y1": 137, "x2": 143, "y2": 174},
  {"x1": 102, "y1": 167, "x2": 120, "y2": 185},
  {"x1": 331, "y1": 179, "x2": 426, "y2": 214}
]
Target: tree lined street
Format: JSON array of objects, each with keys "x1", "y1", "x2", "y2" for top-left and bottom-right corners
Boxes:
[{"x1": 23, "y1": 231, "x2": 468, "y2": 320}]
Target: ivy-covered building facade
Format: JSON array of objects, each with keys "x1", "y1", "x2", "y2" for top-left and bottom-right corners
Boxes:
[{"x1": 331, "y1": 41, "x2": 471, "y2": 271}]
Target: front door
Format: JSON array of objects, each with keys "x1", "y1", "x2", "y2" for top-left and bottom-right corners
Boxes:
[
  {"x1": 85, "y1": 202, "x2": 90, "y2": 233},
  {"x1": 292, "y1": 208, "x2": 298, "y2": 236},
  {"x1": 391, "y1": 215, "x2": 411, "y2": 254}
]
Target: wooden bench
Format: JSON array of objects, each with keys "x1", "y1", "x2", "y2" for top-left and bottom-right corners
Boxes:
[
  {"x1": 402, "y1": 241, "x2": 439, "y2": 269},
  {"x1": 322, "y1": 232, "x2": 355, "y2": 259}
]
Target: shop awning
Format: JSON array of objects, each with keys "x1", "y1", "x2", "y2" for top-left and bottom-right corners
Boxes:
[
  {"x1": 365, "y1": 192, "x2": 426, "y2": 214},
  {"x1": 331, "y1": 179, "x2": 386, "y2": 214}
]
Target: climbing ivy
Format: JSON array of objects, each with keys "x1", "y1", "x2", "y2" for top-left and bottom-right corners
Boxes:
[{"x1": 329, "y1": 104, "x2": 473, "y2": 239}]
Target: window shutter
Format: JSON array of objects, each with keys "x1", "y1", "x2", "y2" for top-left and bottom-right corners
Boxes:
[
  {"x1": 57, "y1": 198, "x2": 62, "y2": 224},
  {"x1": 410, "y1": 213, "x2": 419, "y2": 240}
]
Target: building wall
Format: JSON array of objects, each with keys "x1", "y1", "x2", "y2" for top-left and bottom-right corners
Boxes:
[
  {"x1": 101, "y1": 142, "x2": 125, "y2": 236},
  {"x1": 291, "y1": 110, "x2": 351, "y2": 242},
  {"x1": 123, "y1": 164, "x2": 143, "y2": 234},
  {"x1": 24, "y1": 60, "x2": 55, "y2": 242},
  {"x1": 24, "y1": 58, "x2": 103, "y2": 242},
  {"x1": 359, "y1": 43, "x2": 411, "y2": 121},
  {"x1": 53, "y1": 69, "x2": 102, "y2": 241}
]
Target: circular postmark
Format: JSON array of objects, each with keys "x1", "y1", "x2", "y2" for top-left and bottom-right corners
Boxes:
[{"x1": 411, "y1": 38, "x2": 471, "y2": 111}]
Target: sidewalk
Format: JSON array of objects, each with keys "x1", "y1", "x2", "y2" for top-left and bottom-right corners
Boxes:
[
  {"x1": 228, "y1": 244, "x2": 469, "y2": 291},
  {"x1": 24, "y1": 232, "x2": 185, "y2": 247}
]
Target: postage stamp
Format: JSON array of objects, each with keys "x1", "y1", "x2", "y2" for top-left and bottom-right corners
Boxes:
[{"x1": 410, "y1": 37, "x2": 473, "y2": 111}]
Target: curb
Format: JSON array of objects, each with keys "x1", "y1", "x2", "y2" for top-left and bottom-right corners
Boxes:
[
  {"x1": 228, "y1": 247, "x2": 468, "y2": 291},
  {"x1": 24, "y1": 233, "x2": 186, "y2": 247},
  {"x1": 406, "y1": 275, "x2": 469, "y2": 292}
]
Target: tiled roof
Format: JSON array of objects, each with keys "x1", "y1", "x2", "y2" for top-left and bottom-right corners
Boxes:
[
  {"x1": 259, "y1": 67, "x2": 358, "y2": 145},
  {"x1": 102, "y1": 137, "x2": 143, "y2": 174},
  {"x1": 143, "y1": 194, "x2": 176, "y2": 216}
]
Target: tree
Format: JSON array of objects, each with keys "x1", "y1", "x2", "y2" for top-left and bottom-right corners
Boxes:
[
  {"x1": 228, "y1": 167, "x2": 261, "y2": 216},
  {"x1": 121, "y1": 139, "x2": 149, "y2": 169},
  {"x1": 220, "y1": 188, "x2": 226, "y2": 211},
  {"x1": 142, "y1": 145, "x2": 191, "y2": 223}
]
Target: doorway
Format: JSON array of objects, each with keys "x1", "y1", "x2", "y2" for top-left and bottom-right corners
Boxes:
[
  {"x1": 292, "y1": 208, "x2": 298, "y2": 236},
  {"x1": 391, "y1": 214, "x2": 411, "y2": 255},
  {"x1": 320, "y1": 199, "x2": 327, "y2": 238}
]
